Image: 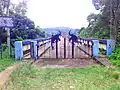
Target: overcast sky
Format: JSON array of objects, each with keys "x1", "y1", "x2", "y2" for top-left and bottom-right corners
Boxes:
[{"x1": 12, "y1": 0, "x2": 99, "y2": 29}]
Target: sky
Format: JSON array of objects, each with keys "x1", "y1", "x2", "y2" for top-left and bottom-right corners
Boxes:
[{"x1": 12, "y1": 0, "x2": 99, "y2": 29}]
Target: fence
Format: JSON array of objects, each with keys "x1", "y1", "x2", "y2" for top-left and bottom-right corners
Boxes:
[
  {"x1": 15, "y1": 37, "x2": 116, "y2": 60},
  {"x1": 15, "y1": 38, "x2": 51, "y2": 59},
  {"x1": 15, "y1": 40, "x2": 33, "y2": 59},
  {"x1": 77, "y1": 37, "x2": 116, "y2": 57},
  {"x1": 36, "y1": 38, "x2": 51, "y2": 58},
  {"x1": 77, "y1": 37, "x2": 93, "y2": 57}
]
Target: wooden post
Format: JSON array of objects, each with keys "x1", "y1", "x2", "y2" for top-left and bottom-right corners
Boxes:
[
  {"x1": 64, "y1": 38, "x2": 66, "y2": 59},
  {"x1": 72, "y1": 41, "x2": 74, "y2": 58},
  {"x1": 56, "y1": 41, "x2": 58, "y2": 59},
  {"x1": 15, "y1": 41, "x2": 23, "y2": 59},
  {"x1": 92, "y1": 40, "x2": 99, "y2": 57}
]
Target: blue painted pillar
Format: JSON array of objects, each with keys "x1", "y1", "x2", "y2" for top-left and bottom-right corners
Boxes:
[
  {"x1": 92, "y1": 40, "x2": 99, "y2": 57},
  {"x1": 33, "y1": 40, "x2": 38, "y2": 59},
  {"x1": 106, "y1": 40, "x2": 116, "y2": 55},
  {"x1": 15, "y1": 41, "x2": 23, "y2": 59}
]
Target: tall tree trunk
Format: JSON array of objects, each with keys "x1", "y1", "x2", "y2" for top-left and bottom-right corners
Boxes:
[
  {"x1": 110, "y1": 0, "x2": 118, "y2": 40},
  {"x1": 110, "y1": 0, "x2": 115, "y2": 40}
]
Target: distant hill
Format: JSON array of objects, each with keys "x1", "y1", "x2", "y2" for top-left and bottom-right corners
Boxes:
[{"x1": 42, "y1": 27, "x2": 80, "y2": 37}]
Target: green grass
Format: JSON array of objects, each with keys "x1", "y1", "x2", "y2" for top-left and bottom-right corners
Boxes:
[
  {"x1": 4, "y1": 63, "x2": 120, "y2": 90},
  {"x1": 0, "y1": 48, "x2": 17, "y2": 72}
]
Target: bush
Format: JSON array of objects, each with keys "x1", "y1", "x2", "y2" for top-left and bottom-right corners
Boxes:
[
  {"x1": 0, "y1": 45, "x2": 17, "y2": 72},
  {"x1": 2, "y1": 44, "x2": 8, "y2": 51},
  {"x1": 107, "y1": 45, "x2": 120, "y2": 67},
  {"x1": 99, "y1": 48, "x2": 106, "y2": 55}
]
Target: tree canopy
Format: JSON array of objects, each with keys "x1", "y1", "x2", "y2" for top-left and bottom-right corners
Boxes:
[
  {"x1": 0, "y1": 0, "x2": 45, "y2": 43},
  {"x1": 78, "y1": 0, "x2": 120, "y2": 43},
  {"x1": 92, "y1": 0, "x2": 120, "y2": 42}
]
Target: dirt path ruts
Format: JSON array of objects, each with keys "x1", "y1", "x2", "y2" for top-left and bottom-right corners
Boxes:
[{"x1": 0, "y1": 63, "x2": 20, "y2": 89}]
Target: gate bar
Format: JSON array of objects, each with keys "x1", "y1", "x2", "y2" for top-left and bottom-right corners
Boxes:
[
  {"x1": 72, "y1": 41, "x2": 74, "y2": 58},
  {"x1": 64, "y1": 38, "x2": 66, "y2": 59},
  {"x1": 56, "y1": 41, "x2": 58, "y2": 59}
]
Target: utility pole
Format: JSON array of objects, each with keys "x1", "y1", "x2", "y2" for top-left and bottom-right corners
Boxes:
[{"x1": 6, "y1": 0, "x2": 10, "y2": 56}]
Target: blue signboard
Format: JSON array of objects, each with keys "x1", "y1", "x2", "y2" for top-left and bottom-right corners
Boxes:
[{"x1": 0, "y1": 16, "x2": 13, "y2": 28}]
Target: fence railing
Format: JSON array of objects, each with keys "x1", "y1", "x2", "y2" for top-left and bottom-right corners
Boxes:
[
  {"x1": 15, "y1": 38, "x2": 51, "y2": 59},
  {"x1": 77, "y1": 37, "x2": 116, "y2": 57},
  {"x1": 22, "y1": 40, "x2": 33, "y2": 58},
  {"x1": 76, "y1": 37, "x2": 93, "y2": 57},
  {"x1": 36, "y1": 38, "x2": 51, "y2": 58},
  {"x1": 15, "y1": 36, "x2": 116, "y2": 59},
  {"x1": 15, "y1": 40, "x2": 33, "y2": 59}
]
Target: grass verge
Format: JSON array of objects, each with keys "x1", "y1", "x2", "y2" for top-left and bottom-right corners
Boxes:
[
  {"x1": 0, "y1": 48, "x2": 17, "y2": 72},
  {"x1": 4, "y1": 63, "x2": 120, "y2": 90}
]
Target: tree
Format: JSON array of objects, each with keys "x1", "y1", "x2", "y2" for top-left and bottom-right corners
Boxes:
[
  {"x1": 0, "y1": 0, "x2": 28, "y2": 43},
  {"x1": 78, "y1": 0, "x2": 120, "y2": 42},
  {"x1": 0, "y1": 0, "x2": 45, "y2": 43},
  {"x1": 35, "y1": 26, "x2": 45, "y2": 38},
  {"x1": 10, "y1": 15, "x2": 35, "y2": 39},
  {"x1": 78, "y1": 12, "x2": 110, "y2": 39},
  {"x1": 92, "y1": 0, "x2": 120, "y2": 41},
  {"x1": 0, "y1": 0, "x2": 27, "y2": 16}
]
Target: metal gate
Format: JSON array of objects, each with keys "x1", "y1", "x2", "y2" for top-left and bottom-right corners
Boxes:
[{"x1": 37, "y1": 33, "x2": 93, "y2": 59}]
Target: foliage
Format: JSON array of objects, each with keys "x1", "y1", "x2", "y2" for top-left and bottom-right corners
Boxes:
[
  {"x1": 0, "y1": 14, "x2": 45, "y2": 43},
  {"x1": 0, "y1": 0, "x2": 27, "y2": 16},
  {"x1": 10, "y1": 15, "x2": 35, "y2": 40},
  {"x1": 78, "y1": 0, "x2": 120, "y2": 43},
  {"x1": 0, "y1": 0, "x2": 45, "y2": 43},
  {"x1": 0, "y1": 47, "x2": 17, "y2": 72},
  {"x1": 77, "y1": 27, "x2": 90, "y2": 38},
  {"x1": 10, "y1": 13, "x2": 45, "y2": 40},
  {"x1": 78, "y1": 13, "x2": 110, "y2": 39},
  {"x1": 107, "y1": 45, "x2": 120, "y2": 67},
  {"x1": 92, "y1": 0, "x2": 120, "y2": 42},
  {"x1": 4, "y1": 64, "x2": 120, "y2": 90},
  {"x1": 2, "y1": 44, "x2": 8, "y2": 51},
  {"x1": 35, "y1": 26, "x2": 45, "y2": 38},
  {"x1": 0, "y1": 27, "x2": 7, "y2": 43},
  {"x1": 99, "y1": 48, "x2": 106, "y2": 55}
]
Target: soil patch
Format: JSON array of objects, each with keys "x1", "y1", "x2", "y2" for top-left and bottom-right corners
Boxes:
[
  {"x1": 0, "y1": 63, "x2": 20, "y2": 89},
  {"x1": 36, "y1": 58, "x2": 98, "y2": 68}
]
